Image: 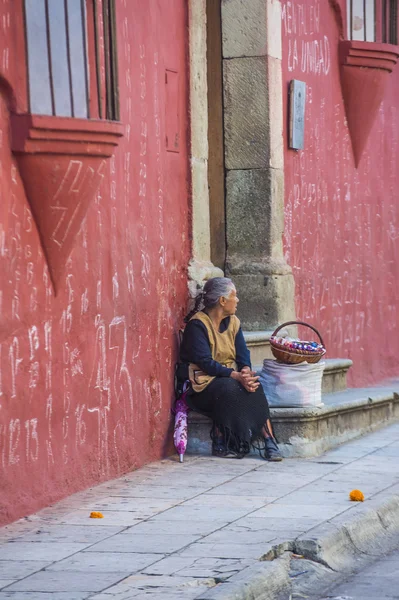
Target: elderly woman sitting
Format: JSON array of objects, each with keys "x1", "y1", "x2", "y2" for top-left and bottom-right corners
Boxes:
[{"x1": 180, "y1": 277, "x2": 282, "y2": 461}]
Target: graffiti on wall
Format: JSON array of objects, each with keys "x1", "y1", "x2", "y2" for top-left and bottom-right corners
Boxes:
[
  {"x1": 0, "y1": 0, "x2": 189, "y2": 526},
  {"x1": 281, "y1": 0, "x2": 399, "y2": 385},
  {"x1": 282, "y1": 1, "x2": 331, "y2": 76}
]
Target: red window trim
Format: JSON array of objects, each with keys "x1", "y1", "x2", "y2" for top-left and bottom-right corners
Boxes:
[
  {"x1": 6, "y1": 0, "x2": 123, "y2": 163},
  {"x1": 13, "y1": 0, "x2": 29, "y2": 114},
  {"x1": 11, "y1": 113, "x2": 123, "y2": 157}
]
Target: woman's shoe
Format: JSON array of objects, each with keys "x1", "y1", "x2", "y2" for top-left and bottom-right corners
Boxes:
[
  {"x1": 212, "y1": 441, "x2": 245, "y2": 459},
  {"x1": 264, "y1": 437, "x2": 283, "y2": 461},
  {"x1": 212, "y1": 442, "x2": 227, "y2": 457}
]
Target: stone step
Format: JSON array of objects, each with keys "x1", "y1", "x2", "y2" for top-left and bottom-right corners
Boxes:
[
  {"x1": 272, "y1": 383, "x2": 399, "y2": 458},
  {"x1": 185, "y1": 380, "x2": 399, "y2": 459},
  {"x1": 243, "y1": 330, "x2": 274, "y2": 364}
]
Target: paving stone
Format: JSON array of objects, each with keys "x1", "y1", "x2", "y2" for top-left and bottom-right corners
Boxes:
[
  {"x1": 107, "y1": 471, "x2": 177, "y2": 487},
  {"x1": 143, "y1": 556, "x2": 255, "y2": 579},
  {"x1": 314, "y1": 472, "x2": 396, "y2": 485},
  {"x1": 0, "y1": 561, "x2": 50, "y2": 579},
  {"x1": 256, "y1": 461, "x2": 341, "y2": 475},
  {"x1": 150, "y1": 504, "x2": 257, "y2": 523},
  {"x1": 205, "y1": 478, "x2": 290, "y2": 498},
  {"x1": 88, "y1": 574, "x2": 215, "y2": 600},
  {"x1": 108, "y1": 485, "x2": 206, "y2": 500},
  {"x1": 0, "y1": 543, "x2": 89, "y2": 561},
  {"x1": 5, "y1": 571, "x2": 128, "y2": 593},
  {"x1": 14, "y1": 525, "x2": 124, "y2": 544},
  {"x1": 0, "y1": 523, "x2": 47, "y2": 543},
  {"x1": 204, "y1": 455, "x2": 261, "y2": 466},
  {"x1": 77, "y1": 496, "x2": 181, "y2": 514},
  {"x1": 236, "y1": 470, "x2": 323, "y2": 486},
  {"x1": 86, "y1": 533, "x2": 199, "y2": 554},
  {"x1": 142, "y1": 472, "x2": 237, "y2": 488},
  {"x1": 177, "y1": 542, "x2": 271, "y2": 560},
  {"x1": 198, "y1": 528, "x2": 280, "y2": 546},
  {"x1": 58, "y1": 511, "x2": 143, "y2": 527},
  {"x1": 373, "y1": 446, "x2": 399, "y2": 457},
  {"x1": 158, "y1": 472, "x2": 210, "y2": 491},
  {"x1": 324, "y1": 467, "x2": 396, "y2": 479},
  {"x1": 303, "y1": 478, "x2": 371, "y2": 493},
  {"x1": 128, "y1": 519, "x2": 227, "y2": 536},
  {"x1": 341, "y1": 461, "x2": 398, "y2": 475},
  {"x1": 90, "y1": 589, "x2": 211, "y2": 600},
  {"x1": 320, "y1": 446, "x2": 374, "y2": 460},
  {"x1": 227, "y1": 516, "x2": 319, "y2": 533},
  {"x1": 312, "y1": 476, "x2": 397, "y2": 495},
  {"x1": 140, "y1": 556, "x2": 196, "y2": 576},
  {"x1": 249, "y1": 503, "x2": 347, "y2": 521},
  {"x1": 47, "y1": 551, "x2": 162, "y2": 573},
  {"x1": 180, "y1": 460, "x2": 259, "y2": 476},
  {"x1": 262, "y1": 458, "x2": 341, "y2": 470},
  {"x1": 276, "y1": 490, "x2": 352, "y2": 506},
  {"x1": 0, "y1": 582, "x2": 15, "y2": 590},
  {"x1": 183, "y1": 494, "x2": 268, "y2": 511},
  {"x1": 0, "y1": 593, "x2": 89, "y2": 600}
]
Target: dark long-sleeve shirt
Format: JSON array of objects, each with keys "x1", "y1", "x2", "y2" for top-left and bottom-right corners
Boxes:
[{"x1": 180, "y1": 317, "x2": 251, "y2": 378}]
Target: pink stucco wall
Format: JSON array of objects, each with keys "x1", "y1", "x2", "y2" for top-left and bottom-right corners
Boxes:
[
  {"x1": 0, "y1": 0, "x2": 190, "y2": 526},
  {"x1": 282, "y1": 0, "x2": 399, "y2": 387}
]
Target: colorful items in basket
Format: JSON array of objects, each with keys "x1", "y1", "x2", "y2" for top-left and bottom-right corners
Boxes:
[
  {"x1": 270, "y1": 321, "x2": 326, "y2": 364},
  {"x1": 270, "y1": 337, "x2": 325, "y2": 354}
]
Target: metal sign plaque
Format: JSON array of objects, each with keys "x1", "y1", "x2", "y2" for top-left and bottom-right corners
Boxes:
[{"x1": 289, "y1": 79, "x2": 306, "y2": 150}]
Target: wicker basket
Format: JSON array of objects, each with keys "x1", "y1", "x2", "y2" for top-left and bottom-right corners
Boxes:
[{"x1": 270, "y1": 321, "x2": 326, "y2": 365}]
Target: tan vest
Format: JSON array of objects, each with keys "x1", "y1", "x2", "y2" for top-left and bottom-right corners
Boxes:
[{"x1": 188, "y1": 311, "x2": 240, "y2": 393}]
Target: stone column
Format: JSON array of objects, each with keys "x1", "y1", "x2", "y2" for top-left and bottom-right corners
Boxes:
[
  {"x1": 187, "y1": 0, "x2": 223, "y2": 297},
  {"x1": 222, "y1": 0, "x2": 295, "y2": 330}
]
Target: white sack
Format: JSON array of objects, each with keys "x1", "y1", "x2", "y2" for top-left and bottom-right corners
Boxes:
[{"x1": 259, "y1": 359, "x2": 325, "y2": 407}]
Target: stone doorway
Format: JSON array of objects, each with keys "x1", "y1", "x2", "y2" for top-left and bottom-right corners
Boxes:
[
  {"x1": 217, "y1": 0, "x2": 295, "y2": 331},
  {"x1": 188, "y1": 0, "x2": 295, "y2": 331}
]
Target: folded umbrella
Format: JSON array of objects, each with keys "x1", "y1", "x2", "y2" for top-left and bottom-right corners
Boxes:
[{"x1": 173, "y1": 386, "x2": 189, "y2": 463}]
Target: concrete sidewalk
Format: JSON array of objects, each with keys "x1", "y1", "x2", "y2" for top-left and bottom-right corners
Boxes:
[{"x1": 1, "y1": 424, "x2": 399, "y2": 600}]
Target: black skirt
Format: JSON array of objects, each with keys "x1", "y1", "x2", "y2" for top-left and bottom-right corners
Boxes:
[{"x1": 186, "y1": 377, "x2": 270, "y2": 454}]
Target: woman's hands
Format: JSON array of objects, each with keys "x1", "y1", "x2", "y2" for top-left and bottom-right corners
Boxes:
[
  {"x1": 230, "y1": 366, "x2": 260, "y2": 392},
  {"x1": 241, "y1": 366, "x2": 260, "y2": 392}
]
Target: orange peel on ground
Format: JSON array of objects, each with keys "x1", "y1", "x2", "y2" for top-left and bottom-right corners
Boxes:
[
  {"x1": 349, "y1": 489, "x2": 364, "y2": 502},
  {"x1": 90, "y1": 511, "x2": 104, "y2": 518}
]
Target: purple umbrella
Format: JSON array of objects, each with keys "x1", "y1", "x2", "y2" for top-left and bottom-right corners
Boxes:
[{"x1": 173, "y1": 384, "x2": 190, "y2": 463}]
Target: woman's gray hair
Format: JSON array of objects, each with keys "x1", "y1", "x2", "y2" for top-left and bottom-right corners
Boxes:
[
  {"x1": 203, "y1": 277, "x2": 235, "y2": 308},
  {"x1": 184, "y1": 277, "x2": 235, "y2": 322}
]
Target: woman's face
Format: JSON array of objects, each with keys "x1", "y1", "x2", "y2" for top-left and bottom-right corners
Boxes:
[{"x1": 221, "y1": 287, "x2": 239, "y2": 315}]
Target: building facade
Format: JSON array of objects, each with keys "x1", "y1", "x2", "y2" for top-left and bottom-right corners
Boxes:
[
  {"x1": 282, "y1": 0, "x2": 399, "y2": 387},
  {"x1": 0, "y1": 0, "x2": 398, "y2": 525},
  {"x1": 0, "y1": 0, "x2": 190, "y2": 525}
]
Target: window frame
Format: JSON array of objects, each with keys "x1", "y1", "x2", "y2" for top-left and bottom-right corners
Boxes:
[
  {"x1": 346, "y1": 0, "x2": 399, "y2": 45},
  {"x1": 375, "y1": 0, "x2": 399, "y2": 44},
  {"x1": 14, "y1": 0, "x2": 119, "y2": 121}
]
